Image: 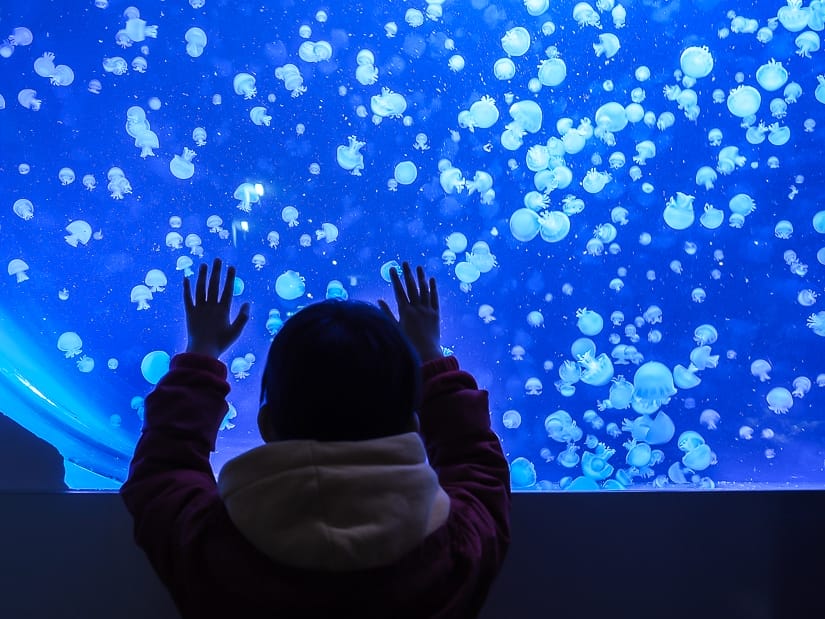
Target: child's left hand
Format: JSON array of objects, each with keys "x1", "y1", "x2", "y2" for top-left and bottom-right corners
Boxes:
[{"x1": 183, "y1": 258, "x2": 251, "y2": 358}]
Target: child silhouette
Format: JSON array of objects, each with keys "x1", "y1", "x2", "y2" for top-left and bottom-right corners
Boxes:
[{"x1": 121, "y1": 258, "x2": 511, "y2": 618}]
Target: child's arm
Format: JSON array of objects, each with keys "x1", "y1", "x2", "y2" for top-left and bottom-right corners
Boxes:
[
  {"x1": 121, "y1": 259, "x2": 249, "y2": 584},
  {"x1": 378, "y1": 262, "x2": 511, "y2": 572}
]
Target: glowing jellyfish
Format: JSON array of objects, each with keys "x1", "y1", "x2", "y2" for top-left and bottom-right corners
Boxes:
[
  {"x1": 493, "y1": 58, "x2": 516, "y2": 80},
  {"x1": 17, "y1": 89, "x2": 42, "y2": 111},
  {"x1": 726, "y1": 85, "x2": 761, "y2": 117},
  {"x1": 633, "y1": 140, "x2": 656, "y2": 164},
  {"x1": 135, "y1": 131, "x2": 159, "y2": 158},
  {"x1": 593, "y1": 102, "x2": 627, "y2": 144},
  {"x1": 275, "y1": 64, "x2": 307, "y2": 97},
  {"x1": 336, "y1": 136, "x2": 366, "y2": 175},
  {"x1": 232, "y1": 72, "x2": 256, "y2": 99},
  {"x1": 102, "y1": 57, "x2": 128, "y2": 74},
  {"x1": 631, "y1": 362, "x2": 677, "y2": 414},
  {"x1": 537, "y1": 56, "x2": 567, "y2": 87},
  {"x1": 808, "y1": 312, "x2": 825, "y2": 336},
  {"x1": 662, "y1": 192, "x2": 695, "y2": 230},
  {"x1": 509, "y1": 208, "x2": 541, "y2": 242},
  {"x1": 141, "y1": 351, "x2": 170, "y2": 385},
  {"x1": 250, "y1": 107, "x2": 271, "y2": 126},
  {"x1": 501, "y1": 27, "x2": 531, "y2": 56},
  {"x1": 468, "y1": 96, "x2": 500, "y2": 129},
  {"x1": 576, "y1": 308, "x2": 603, "y2": 336},
  {"x1": 673, "y1": 364, "x2": 701, "y2": 389},
  {"x1": 729, "y1": 193, "x2": 756, "y2": 217},
  {"x1": 144, "y1": 269, "x2": 167, "y2": 292},
  {"x1": 502, "y1": 410, "x2": 522, "y2": 429},
  {"x1": 169, "y1": 148, "x2": 196, "y2": 180},
  {"x1": 598, "y1": 376, "x2": 635, "y2": 411},
  {"x1": 557, "y1": 445, "x2": 581, "y2": 468},
  {"x1": 766, "y1": 387, "x2": 793, "y2": 414},
  {"x1": 795, "y1": 31, "x2": 820, "y2": 58},
  {"x1": 315, "y1": 223, "x2": 339, "y2": 243},
  {"x1": 768, "y1": 123, "x2": 791, "y2": 146},
  {"x1": 371, "y1": 87, "x2": 407, "y2": 118},
  {"x1": 56, "y1": 332, "x2": 82, "y2": 358},
  {"x1": 455, "y1": 262, "x2": 481, "y2": 284},
  {"x1": 538, "y1": 211, "x2": 570, "y2": 242},
  {"x1": 573, "y1": 2, "x2": 601, "y2": 27},
  {"x1": 593, "y1": 33, "x2": 620, "y2": 59},
  {"x1": 581, "y1": 169, "x2": 611, "y2": 194},
  {"x1": 510, "y1": 457, "x2": 536, "y2": 488},
  {"x1": 792, "y1": 376, "x2": 812, "y2": 397},
  {"x1": 578, "y1": 352, "x2": 614, "y2": 386},
  {"x1": 774, "y1": 220, "x2": 794, "y2": 239},
  {"x1": 751, "y1": 359, "x2": 772, "y2": 381},
  {"x1": 777, "y1": 1, "x2": 812, "y2": 31},
  {"x1": 64, "y1": 220, "x2": 92, "y2": 247},
  {"x1": 695, "y1": 167, "x2": 717, "y2": 190},
  {"x1": 184, "y1": 27, "x2": 207, "y2": 57},
  {"x1": 680, "y1": 46, "x2": 714, "y2": 78},
  {"x1": 13, "y1": 199, "x2": 34, "y2": 220},
  {"x1": 131, "y1": 284, "x2": 153, "y2": 310},
  {"x1": 275, "y1": 270, "x2": 306, "y2": 301}
]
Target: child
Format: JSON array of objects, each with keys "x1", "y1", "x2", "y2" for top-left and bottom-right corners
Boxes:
[{"x1": 120, "y1": 258, "x2": 511, "y2": 619}]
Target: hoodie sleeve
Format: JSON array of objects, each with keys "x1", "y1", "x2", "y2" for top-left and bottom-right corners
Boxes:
[
  {"x1": 119, "y1": 352, "x2": 230, "y2": 584},
  {"x1": 416, "y1": 355, "x2": 511, "y2": 570}
]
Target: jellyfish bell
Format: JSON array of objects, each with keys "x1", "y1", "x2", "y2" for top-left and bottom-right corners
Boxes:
[
  {"x1": 726, "y1": 85, "x2": 761, "y2": 117},
  {"x1": 577, "y1": 352, "x2": 614, "y2": 386},
  {"x1": 679, "y1": 46, "x2": 714, "y2": 79},
  {"x1": 631, "y1": 361, "x2": 677, "y2": 414}
]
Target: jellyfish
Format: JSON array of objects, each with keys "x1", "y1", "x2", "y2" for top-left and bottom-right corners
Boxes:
[
  {"x1": 17, "y1": 89, "x2": 41, "y2": 111},
  {"x1": 816, "y1": 75, "x2": 825, "y2": 105},
  {"x1": 767, "y1": 124, "x2": 791, "y2": 146},
  {"x1": 729, "y1": 193, "x2": 756, "y2": 217},
  {"x1": 682, "y1": 443, "x2": 712, "y2": 471},
  {"x1": 750, "y1": 359, "x2": 772, "y2": 381},
  {"x1": 631, "y1": 361, "x2": 677, "y2": 414},
  {"x1": 64, "y1": 220, "x2": 92, "y2": 247},
  {"x1": 766, "y1": 387, "x2": 794, "y2": 414},
  {"x1": 577, "y1": 352, "x2": 614, "y2": 386},
  {"x1": 593, "y1": 102, "x2": 627, "y2": 144},
  {"x1": 537, "y1": 54, "x2": 567, "y2": 86},
  {"x1": 493, "y1": 58, "x2": 516, "y2": 80},
  {"x1": 509, "y1": 208, "x2": 541, "y2": 242},
  {"x1": 144, "y1": 269, "x2": 167, "y2": 292},
  {"x1": 315, "y1": 223, "x2": 339, "y2": 243},
  {"x1": 102, "y1": 57, "x2": 128, "y2": 74},
  {"x1": 249, "y1": 107, "x2": 271, "y2": 126},
  {"x1": 130, "y1": 285, "x2": 153, "y2": 310},
  {"x1": 680, "y1": 46, "x2": 714, "y2": 79},
  {"x1": 57, "y1": 332, "x2": 83, "y2": 358},
  {"x1": 808, "y1": 312, "x2": 825, "y2": 336},
  {"x1": 777, "y1": 0, "x2": 812, "y2": 31},
  {"x1": 135, "y1": 130, "x2": 159, "y2": 158},
  {"x1": 13, "y1": 199, "x2": 34, "y2": 220},
  {"x1": 557, "y1": 445, "x2": 581, "y2": 468},
  {"x1": 275, "y1": 270, "x2": 306, "y2": 301},
  {"x1": 689, "y1": 346, "x2": 719, "y2": 371},
  {"x1": 49, "y1": 63, "x2": 75, "y2": 86},
  {"x1": 726, "y1": 85, "x2": 761, "y2": 117},
  {"x1": 581, "y1": 169, "x2": 611, "y2": 194},
  {"x1": 356, "y1": 63, "x2": 378, "y2": 85},
  {"x1": 468, "y1": 96, "x2": 500, "y2": 129},
  {"x1": 192, "y1": 127, "x2": 207, "y2": 146},
  {"x1": 630, "y1": 141, "x2": 655, "y2": 166},
  {"x1": 581, "y1": 445, "x2": 615, "y2": 480},
  {"x1": 230, "y1": 356, "x2": 254, "y2": 379},
  {"x1": 598, "y1": 376, "x2": 635, "y2": 411},
  {"x1": 673, "y1": 365, "x2": 701, "y2": 389},
  {"x1": 695, "y1": 167, "x2": 717, "y2": 190},
  {"x1": 593, "y1": 33, "x2": 620, "y2": 58},
  {"x1": 394, "y1": 161, "x2": 418, "y2": 185},
  {"x1": 774, "y1": 220, "x2": 794, "y2": 239},
  {"x1": 140, "y1": 351, "x2": 171, "y2": 385},
  {"x1": 572, "y1": 2, "x2": 601, "y2": 27},
  {"x1": 501, "y1": 27, "x2": 531, "y2": 56},
  {"x1": 538, "y1": 211, "x2": 570, "y2": 242},
  {"x1": 439, "y1": 166, "x2": 465, "y2": 194},
  {"x1": 231, "y1": 182, "x2": 259, "y2": 212},
  {"x1": 576, "y1": 308, "x2": 604, "y2": 335},
  {"x1": 325, "y1": 280, "x2": 348, "y2": 301},
  {"x1": 662, "y1": 192, "x2": 695, "y2": 230},
  {"x1": 510, "y1": 457, "x2": 537, "y2": 488},
  {"x1": 502, "y1": 410, "x2": 522, "y2": 429},
  {"x1": 336, "y1": 136, "x2": 366, "y2": 175},
  {"x1": 176, "y1": 256, "x2": 194, "y2": 277},
  {"x1": 185, "y1": 27, "x2": 207, "y2": 57},
  {"x1": 370, "y1": 87, "x2": 407, "y2": 118},
  {"x1": 520, "y1": 376, "x2": 542, "y2": 396},
  {"x1": 170, "y1": 148, "x2": 196, "y2": 180},
  {"x1": 233, "y1": 72, "x2": 256, "y2": 99}
]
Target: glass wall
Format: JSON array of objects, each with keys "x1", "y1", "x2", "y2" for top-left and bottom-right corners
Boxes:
[{"x1": 1, "y1": 0, "x2": 823, "y2": 490}]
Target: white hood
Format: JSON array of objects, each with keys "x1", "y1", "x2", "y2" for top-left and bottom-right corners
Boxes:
[{"x1": 217, "y1": 432, "x2": 451, "y2": 571}]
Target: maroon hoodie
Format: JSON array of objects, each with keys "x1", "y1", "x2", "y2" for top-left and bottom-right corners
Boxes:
[{"x1": 120, "y1": 353, "x2": 511, "y2": 619}]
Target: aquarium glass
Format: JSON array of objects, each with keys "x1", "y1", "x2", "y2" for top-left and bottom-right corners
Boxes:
[{"x1": 1, "y1": 0, "x2": 824, "y2": 491}]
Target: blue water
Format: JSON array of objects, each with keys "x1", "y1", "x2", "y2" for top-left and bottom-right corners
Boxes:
[{"x1": 1, "y1": 0, "x2": 823, "y2": 491}]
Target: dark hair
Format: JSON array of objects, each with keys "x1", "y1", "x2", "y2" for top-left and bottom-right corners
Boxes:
[{"x1": 259, "y1": 299, "x2": 421, "y2": 441}]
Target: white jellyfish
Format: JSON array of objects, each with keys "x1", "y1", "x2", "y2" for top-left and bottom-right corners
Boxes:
[
  {"x1": 65, "y1": 220, "x2": 92, "y2": 247},
  {"x1": 130, "y1": 284, "x2": 153, "y2": 310},
  {"x1": 336, "y1": 136, "x2": 366, "y2": 175},
  {"x1": 170, "y1": 148, "x2": 196, "y2": 180},
  {"x1": 8, "y1": 259, "x2": 30, "y2": 283},
  {"x1": 232, "y1": 72, "x2": 256, "y2": 99},
  {"x1": 185, "y1": 27, "x2": 208, "y2": 57}
]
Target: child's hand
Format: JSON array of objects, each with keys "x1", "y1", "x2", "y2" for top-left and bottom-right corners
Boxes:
[
  {"x1": 378, "y1": 262, "x2": 442, "y2": 363},
  {"x1": 183, "y1": 258, "x2": 250, "y2": 358}
]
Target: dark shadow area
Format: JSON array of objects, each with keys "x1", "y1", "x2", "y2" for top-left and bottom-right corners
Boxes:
[{"x1": 0, "y1": 412, "x2": 67, "y2": 491}]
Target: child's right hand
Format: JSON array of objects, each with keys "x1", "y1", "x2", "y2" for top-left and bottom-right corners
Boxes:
[{"x1": 378, "y1": 262, "x2": 442, "y2": 363}]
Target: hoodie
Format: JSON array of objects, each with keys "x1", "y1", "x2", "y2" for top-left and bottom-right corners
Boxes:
[{"x1": 121, "y1": 353, "x2": 511, "y2": 619}]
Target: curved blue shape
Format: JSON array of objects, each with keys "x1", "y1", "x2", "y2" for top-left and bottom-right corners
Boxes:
[{"x1": 0, "y1": 309, "x2": 137, "y2": 489}]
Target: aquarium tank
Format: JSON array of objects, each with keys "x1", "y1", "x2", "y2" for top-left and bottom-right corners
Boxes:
[{"x1": 1, "y1": 0, "x2": 823, "y2": 492}]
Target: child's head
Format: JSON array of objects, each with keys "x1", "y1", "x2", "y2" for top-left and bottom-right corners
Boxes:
[{"x1": 257, "y1": 299, "x2": 421, "y2": 442}]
